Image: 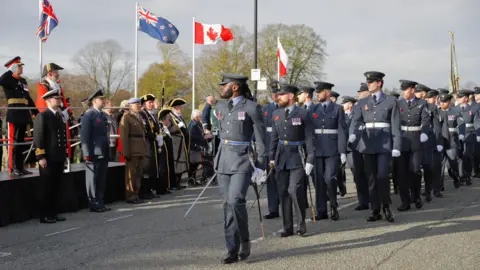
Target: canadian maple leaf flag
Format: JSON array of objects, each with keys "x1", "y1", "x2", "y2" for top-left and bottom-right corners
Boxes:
[
  {"x1": 277, "y1": 38, "x2": 288, "y2": 77},
  {"x1": 194, "y1": 22, "x2": 234, "y2": 45}
]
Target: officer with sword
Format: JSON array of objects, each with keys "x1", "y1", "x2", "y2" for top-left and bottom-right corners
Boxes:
[
  {"x1": 269, "y1": 84, "x2": 315, "y2": 237},
  {"x1": 210, "y1": 73, "x2": 266, "y2": 264}
]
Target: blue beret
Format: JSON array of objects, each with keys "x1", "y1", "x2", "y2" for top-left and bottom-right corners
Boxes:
[{"x1": 128, "y1": 97, "x2": 141, "y2": 104}]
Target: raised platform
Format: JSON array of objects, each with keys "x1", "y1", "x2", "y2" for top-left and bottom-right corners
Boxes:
[{"x1": 0, "y1": 162, "x2": 125, "y2": 227}]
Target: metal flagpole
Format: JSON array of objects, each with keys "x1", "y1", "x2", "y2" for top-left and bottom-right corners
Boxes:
[
  {"x1": 39, "y1": 0, "x2": 43, "y2": 78},
  {"x1": 134, "y1": 2, "x2": 139, "y2": 98},
  {"x1": 192, "y1": 17, "x2": 196, "y2": 109},
  {"x1": 277, "y1": 37, "x2": 280, "y2": 81},
  {"x1": 253, "y1": 0, "x2": 258, "y2": 100}
]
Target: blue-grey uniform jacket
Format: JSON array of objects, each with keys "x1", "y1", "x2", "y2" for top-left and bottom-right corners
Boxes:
[
  {"x1": 350, "y1": 92, "x2": 402, "y2": 154},
  {"x1": 214, "y1": 98, "x2": 267, "y2": 174},
  {"x1": 397, "y1": 98, "x2": 431, "y2": 152},
  {"x1": 80, "y1": 108, "x2": 110, "y2": 159},
  {"x1": 269, "y1": 105, "x2": 315, "y2": 169},
  {"x1": 310, "y1": 102, "x2": 347, "y2": 157}
]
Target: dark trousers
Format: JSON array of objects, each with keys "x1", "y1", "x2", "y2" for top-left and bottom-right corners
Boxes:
[
  {"x1": 432, "y1": 150, "x2": 443, "y2": 192},
  {"x1": 314, "y1": 156, "x2": 339, "y2": 213},
  {"x1": 218, "y1": 172, "x2": 251, "y2": 253},
  {"x1": 363, "y1": 153, "x2": 392, "y2": 211},
  {"x1": 474, "y1": 142, "x2": 480, "y2": 175},
  {"x1": 348, "y1": 150, "x2": 369, "y2": 207},
  {"x1": 337, "y1": 161, "x2": 347, "y2": 195},
  {"x1": 398, "y1": 151, "x2": 422, "y2": 204},
  {"x1": 39, "y1": 161, "x2": 64, "y2": 218},
  {"x1": 422, "y1": 148, "x2": 441, "y2": 194},
  {"x1": 165, "y1": 139, "x2": 177, "y2": 188},
  {"x1": 85, "y1": 158, "x2": 108, "y2": 209},
  {"x1": 459, "y1": 142, "x2": 474, "y2": 178},
  {"x1": 266, "y1": 166, "x2": 280, "y2": 213},
  {"x1": 109, "y1": 146, "x2": 117, "y2": 162},
  {"x1": 445, "y1": 148, "x2": 462, "y2": 184},
  {"x1": 12, "y1": 124, "x2": 26, "y2": 171},
  {"x1": 276, "y1": 168, "x2": 306, "y2": 232}
]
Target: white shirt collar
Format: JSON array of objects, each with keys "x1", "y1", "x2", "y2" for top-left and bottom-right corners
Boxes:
[{"x1": 48, "y1": 107, "x2": 57, "y2": 115}]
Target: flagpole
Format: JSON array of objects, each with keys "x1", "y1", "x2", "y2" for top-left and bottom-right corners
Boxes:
[
  {"x1": 277, "y1": 37, "x2": 280, "y2": 81},
  {"x1": 134, "y1": 2, "x2": 139, "y2": 98},
  {"x1": 192, "y1": 16, "x2": 196, "y2": 109},
  {"x1": 39, "y1": 0, "x2": 43, "y2": 79}
]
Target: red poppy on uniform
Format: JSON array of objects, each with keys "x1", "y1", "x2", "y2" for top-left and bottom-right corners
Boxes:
[
  {"x1": 274, "y1": 115, "x2": 280, "y2": 121},
  {"x1": 400, "y1": 108, "x2": 403, "y2": 112},
  {"x1": 313, "y1": 113, "x2": 318, "y2": 119},
  {"x1": 97, "y1": 119, "x2": 101, "y2": 124},
  {"x1": 264, "y1": 111, "x2": 268, "y2": 117},
  {"x1": 218, "y1": 113, "x2": 221, "y2": 119}
]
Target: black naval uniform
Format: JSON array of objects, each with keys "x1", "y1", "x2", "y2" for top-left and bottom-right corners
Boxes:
[
  {"x1": 270, "y1": 85, "x2": 314, "y2": 236},
  {"x1": 33, "y1": 91, "x2": 67, "y2": 223},
  {"x1": 214, "y1": 74, "x2": 267, "y2": 264},
  {"x1": 0, "y1": 70, "x2": 38, "y2": 174}
]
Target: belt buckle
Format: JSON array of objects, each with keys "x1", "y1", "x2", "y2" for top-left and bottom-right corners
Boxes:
[
  {"x1": 372, "y1": 123, "x2": 376, "y2": 128},
  {"x1": 320, "y1": 129, "x2": 324, "y2": 134},
  {"x1": 284, "y1": 140, "x2": 289, "y2": 145},
  {"x1": 224, "y1": 140, "x2": 228, "y2": 144}
]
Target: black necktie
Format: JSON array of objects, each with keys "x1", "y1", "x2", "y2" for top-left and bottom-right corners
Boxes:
[
  {"x1": 228, "y1": 100, "x2": 233, "y2": 111},
  {"x1": 372, "y1": 95, "x2": 377, "y2": 103},
  {"x1": 407, "y1": 100, "x2": 411, "y2": 107},
  {"x1": 304, "y1": 104, "x2": 307, "y2": 109},
  {"x1": 323, "y1": 104, "x2": 327, "y2": 112},
  {"x1": 55, "y1": 112, "x2": 60, "y2": 119},
  {"x1": 285, "y1": 108, "x2": 289, "y2": 119}
]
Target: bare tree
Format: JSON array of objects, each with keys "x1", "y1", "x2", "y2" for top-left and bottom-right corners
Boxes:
[
  {"x1": 72, "y1": 39, "x2": 133, "y2": 97},
  {"x1": 157, "y1": 43, "x2": 189, "y2": 65}
]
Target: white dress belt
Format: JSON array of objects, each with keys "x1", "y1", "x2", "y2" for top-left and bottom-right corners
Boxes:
[
  {"x1": 314, "y1": 129, "x2": 338, "y2": 134},
  {"x1": 365, "y1": 122, "x2": 390, "y2": 128},
  {"x1": 266, "y1": 127, "x2": 273, "y2": 132},
  {"x1": 448, "y1": 128, "x2": 458, "y2": 133},
  {"x1": 465, "y1": 123, "x2": 474, "y2": 128},
  {"x1": 401, "y1": 126, "x2": 421, "y2": 131}
]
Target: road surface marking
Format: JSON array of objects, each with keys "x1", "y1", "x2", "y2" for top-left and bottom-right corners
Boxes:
[
  {"x1": 45, "y1": 227, "x2": 79, "y2": 237},
  {"x1": 0, "y1": 252, "x2": 12, "y2": 257},
  {"x1": 105, "y1": 214, "x2": 133, "y2": 222}
]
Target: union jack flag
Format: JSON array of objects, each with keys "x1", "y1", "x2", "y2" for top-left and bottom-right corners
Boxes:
[{"x1": 36, "y1": 0, "x2": 59, "y2": 42}]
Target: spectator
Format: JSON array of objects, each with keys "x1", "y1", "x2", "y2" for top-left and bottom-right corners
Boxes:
[
  {"x1": 103, "y1": 100, "x2": 118, "y2": 162},
  {"x1": 188, "y1": 109, "x2": 209, "y2": 184}
]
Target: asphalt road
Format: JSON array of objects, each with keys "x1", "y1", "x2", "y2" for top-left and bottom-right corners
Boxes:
[{"x1": 1, "y1": 173, "x2": 479, "y2": 270}]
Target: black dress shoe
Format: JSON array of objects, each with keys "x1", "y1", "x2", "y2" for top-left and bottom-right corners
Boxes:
[
  {"x1": 279, "y1": 230, "x2": 294, "y2": 237},
  {"x1": 176, "y1": 185, "x2": 186, "y2": 190},
  {"x1": 315, "y1": 212, "x2": 329, "y2": 220},
  {"x1": 90, "y1": 208, "x2": 106, "y2": 213},
  {"x1": 383, "y1": 208, "x2": 394, "y2": 222},
  {"x1": 296, "y1": 222, "x2": 306, "y2": 236},
  {"x1": 40, "y1": 217, "x2": 56, "y2": 223},
  {"x1": 264, "y1": 212, "x2": 279, "y2": 219},
  {"x1": 473, "y1": 173, "x2": 480, "y2": 178},
  {"x1": 221, "y1": 252, "x2": 238, "y2": 264},
  {"x1": 434, "y1": 191, "x2": 443, "y2": 198},
  {"x1": 139, "y1": 194, "x2": 153, "y2": 200},
  {"x1": 466, "y1": 177, "x2": 472, "y2": 186},
  {"x1": 102, "y1": 207, "x2": 112, "y2": 212},
  {"x1": 415, "y1": 198, "x2": 423, "y2": 209},
  {"x1": 12, "y1": 169, "x2": 24, "y2": 176},
  {"x1": 421, "y1": 191, "x2": 427, "y2": 197},
  {"x1": 441, "y1": 187, "x2": 445, "y2": 191},
  {"x1": 367, "y1": 211, "x2": 382, "y2": 222},
  {"x1": 21, "y1": 168, "x2": 33, "y2": 175},
  {"x1": 454, "y1": 181, "x2": 460, "y2": 188},
  {"x1": 238, "y1": 242, "x2": 251, "y2": 261},
  {"x1": 54, "y1": 215, "x2": 66, "y2": 222},
  {"x1": 355, "y1": 205, "x2": 369, "y2": 211},
  {"x1": 330, "y1": 206, "x2": 339, "y2": 221},
  {"x1": 397, "y1": 203, "x2": 411, "y2": 212},
  {"x1": 425, "y1": 193, "x2": 432, "y2": 202}
]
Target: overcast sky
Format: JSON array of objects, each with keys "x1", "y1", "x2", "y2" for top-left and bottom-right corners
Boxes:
[{"x1": 0, "y1": 0, "x2": 478, "y2": 96}]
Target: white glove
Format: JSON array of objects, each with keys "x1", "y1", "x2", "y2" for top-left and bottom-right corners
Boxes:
[
  {"x1": 477, "y1": 136, "x2": 480, "y2": 142},
  {"x1": 305, "y1": 163, "x2": 314, "y2": 175},
  {"x1": 177, "y1": 122, "x2": 185, "y2": 128},
  {"x1": 61, "y1": 109, "x2": 69, "y2": 123},
  {"x1": 340, "y1": 153, "x2": 347, "y2": 164},
  {"x1": 348, "y1": 134, "x2": 356, "y2": 143},
  {"x1": 162, "y1": 126, "x2": 171, "y2": 136},
  {"x1": 420, "y1": 133, "x2": 428, "y2": 142},
  {"x1": 392, "y1": 149, "x2": 401, "y2": 157},
  {"x1": 459, "y1": 134, "x2": 465, "y2": 141},
  {"x1": 156, "y1": 135, "x2": 163, "y2": 147},
  {"x1": 251, "y1": 168, "x2": 266, "y2": 185},
  {"x1": 269, "y1": 160, "x2": 275, "y2": 169},
  {"x1": 436, "y1": 145, "x2": 443, "y2": 152}
]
